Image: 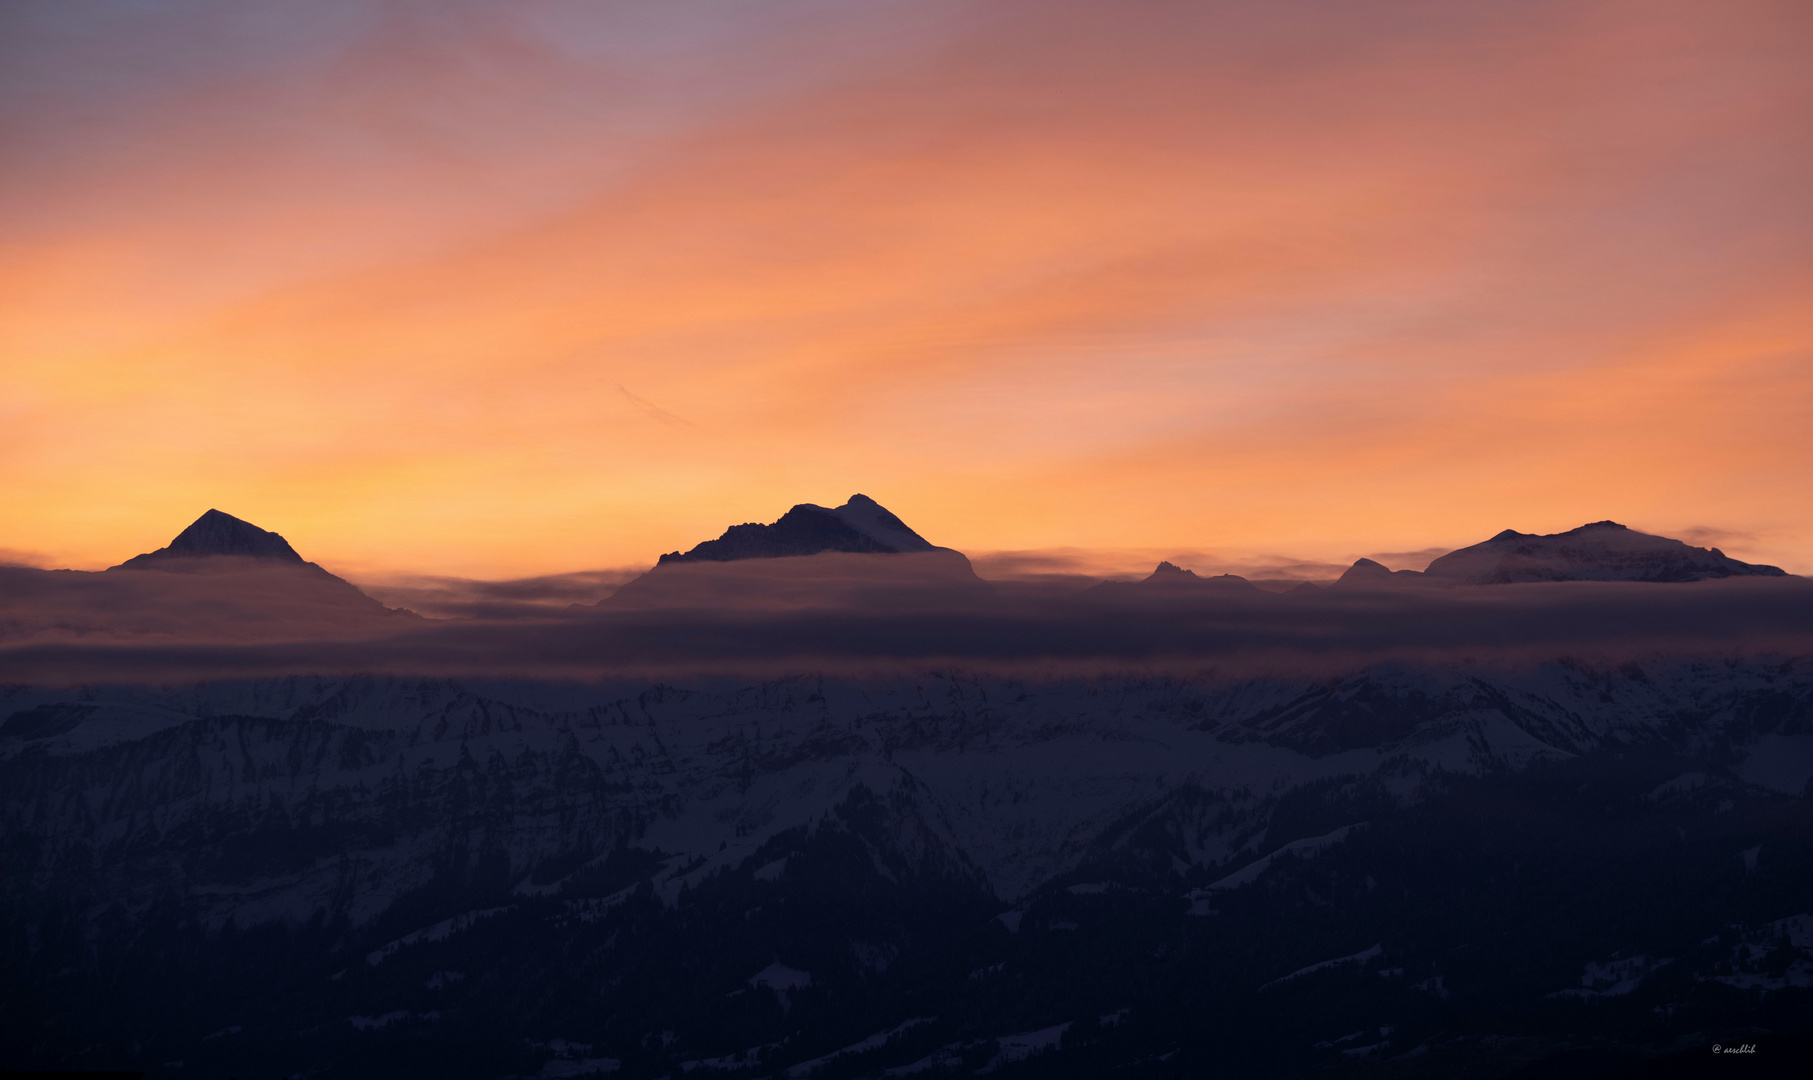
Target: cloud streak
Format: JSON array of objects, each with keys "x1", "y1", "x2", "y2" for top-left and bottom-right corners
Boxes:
[
  {"x1": 616, "y1": 385, "x2": 692, "y2": 429},
  {"x1": 349, "y1": 568, "x2": 641, "y2": 619},
  {"x1": 4, "y1": 571, "x2": 1809, "y2": 685}
]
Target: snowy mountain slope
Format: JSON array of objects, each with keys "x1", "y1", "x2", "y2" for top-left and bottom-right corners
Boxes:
[
  {"x1": 4, "y1": 659, "x2": 1811, "y2": 1077},
  {"x1": 5, "y1": 659, "x2": 1809, "y2": 920},
  {"x1": 1324, "y1": 521, "x2": 1793, "y2": 588},
  {"x1": 1421, "y1": 520, "x2": 1789, "y2": 584}
]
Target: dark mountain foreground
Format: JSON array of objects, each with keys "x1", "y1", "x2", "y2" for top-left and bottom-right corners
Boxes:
[{"x1": 3, "y1": 658, "x2": 1810, "y2": 1078}]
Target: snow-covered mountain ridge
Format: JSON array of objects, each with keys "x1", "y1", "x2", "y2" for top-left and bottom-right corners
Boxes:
[
  {"x1": 5, "y1": 659, "x2": 1811, "y2": 1077},
  {"x1": 1334, "y1": 520, "x2": 1788, "y2": 587},
  {"x1": 6, "y1": 658, "x2": 1808, "y2": 919}
]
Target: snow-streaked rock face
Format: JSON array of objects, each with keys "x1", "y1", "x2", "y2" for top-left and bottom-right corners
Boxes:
[
  {"x1": 827, "y1": 494, "x2": 938, "y2": 554},
  {"x1": 4, "y1": 658, "x2": 1811, "y2": 1076},
  {"x1": 4, "y1": 659, "x2": 1807, "y2": 922}
]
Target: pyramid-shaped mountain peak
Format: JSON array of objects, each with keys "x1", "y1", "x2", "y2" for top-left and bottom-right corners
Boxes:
[{"x1": 113, "y1": 509, "x2": 306, "y2": 569}]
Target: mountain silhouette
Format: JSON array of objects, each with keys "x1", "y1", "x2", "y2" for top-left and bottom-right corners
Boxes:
[
  {"x1": 658, "y1": 494, "x2": 938, "y2": 563},
  {"x1": 1327, "y1": 522, "x2": 1789, "y2": 588},
  {"x1": 112, "y1": 509, "x2": 305, "y2": 568},
  {"x1": 1086, "y1": 561, "x2": 1261, "y2": 600},
  {"x1": 610, "y1": 494, "x2": 986, "y2": 609},
  {"x1": 1330, "y1": 556, "x2": 1429, "y2": 589},
  {"x1": 0, "y1": 508, "x2": 423, "y2": 641},
  {"x1": 1422, "y1": 520, "x2": 1787, "y2": 584}
]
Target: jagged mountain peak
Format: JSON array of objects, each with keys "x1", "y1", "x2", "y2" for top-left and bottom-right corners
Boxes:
[
  {"x1": 113, "y1": 509, "x2": 306, "y2": 569},
  {"x1": 1142, "y1": 561, "x2": 1254, "y2": 588},
  {"x1": 657, "y1": 494, "x2": 939, "y2": 564},
  {"x1": 1082, "y1": 561, "x2": 1257, "y2": 600}
]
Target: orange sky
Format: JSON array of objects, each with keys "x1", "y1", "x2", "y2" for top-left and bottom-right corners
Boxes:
[{"x1": 4, "y1": 0, "x2": 1811, "y2": 579}]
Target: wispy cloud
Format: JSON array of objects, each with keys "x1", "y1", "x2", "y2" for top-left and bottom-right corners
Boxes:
[
  {"x1": 616, "y1": 385, "x2": 692, "y2": 429},
  {"x1": 352, "y1": 568, "x2": 644, "y2": 619},
  {"x1": 1673, "y1": 526, "x2": 1759, "y2": 551},
  {"x1": 1363, "y1": 548, "x2": 1453, "y2": 572},
  {"x1": 5, "y1": 562, "x2": 1811, "y2": 684},
  {"x1": 968, "y1": 548, "x2": 1350, "y2": 585},
  {"x1": 0, "y1": 547, "x2": 52, "y2": 569}
]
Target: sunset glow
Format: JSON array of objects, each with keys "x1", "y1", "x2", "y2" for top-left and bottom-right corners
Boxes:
[{"x1": 5, "y1": 0, "x2": 1810, "y2": 579}]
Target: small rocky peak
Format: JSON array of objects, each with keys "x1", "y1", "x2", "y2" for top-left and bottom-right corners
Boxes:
[{"x1": 1332, "y1": 557, "x2": 1425, "y2": 589}]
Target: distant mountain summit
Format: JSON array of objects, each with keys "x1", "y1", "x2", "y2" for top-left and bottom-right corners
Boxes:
[
  {"x1": 0, "y1": 509, "x2": 414, "y2": 642},
  {"x1": 1331, "y1": 557, "x2": 1429, "y2": 589},
  {"x1": 1330, "y1": 521, "x2": 1788, "y2": 588},
  {"x1": 1423, "y1": 521, "x2": 1787, "y2": 585},
  {"x1": 1088, "y1": 561, "x2": 1261, "y2": 599},
  {"x1": 658, "y1": 494, "x2": 940, "y2": 564},
  {"x1": 113, "y1": 509, "x2": 305, "y2": 569},
  {"x1": 609, "y1": 495, "x2": 985, "y2": 609}
]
